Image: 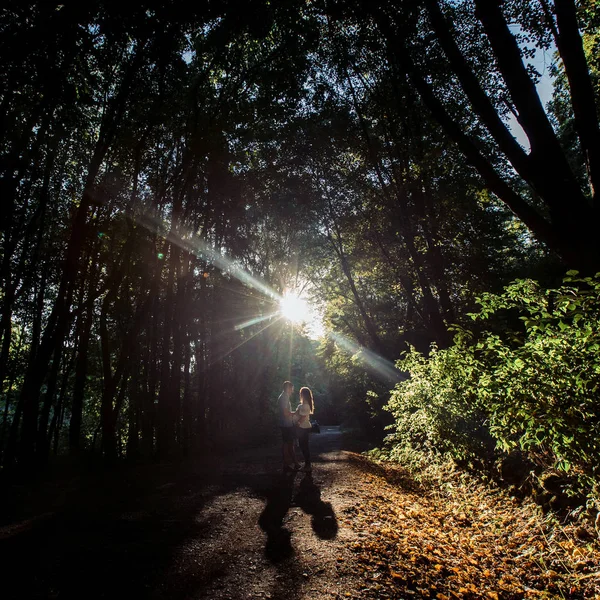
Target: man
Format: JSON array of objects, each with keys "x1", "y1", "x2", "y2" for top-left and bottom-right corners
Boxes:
[{"x1": 279, "y1": 381, "x2": 299, "y2": 472}]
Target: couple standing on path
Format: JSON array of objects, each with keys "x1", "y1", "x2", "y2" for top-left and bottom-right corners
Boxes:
[{"x1": 278, "y1": 381, "x2": 314, "y2": 473}]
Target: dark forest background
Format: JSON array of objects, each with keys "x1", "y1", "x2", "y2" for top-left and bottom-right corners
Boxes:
[{"x1": 1, "y1": 0, "x2": 599, "y2": 499}]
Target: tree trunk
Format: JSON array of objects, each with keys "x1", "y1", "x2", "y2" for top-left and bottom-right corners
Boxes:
[
  {"x1": 4, "y1": 264, "x2": 48, "y2": 466},
  {"x1": 126, "y1": 348, "x2": 140, "y2": 459},
  {"x1": 36, "y1": 340, "x2": 65, "y2": 464},
  {"x1": 17, "y1": 42, "x2": 147, "y2": 468},
  {"x1": 371, "y1": 1, "x2": 600, "y2": 271},
  {"x1": 182, "y1": 325, "x2": 193, "y2": 456},
  {"x1": 553, "y1": 0, "x2": 600, "y2": 200},
  {"x1": 141, "y1": 293, "x2": 159, "y2": 458},
  {"x1": 101, "y1": 289, "x2": 155, "y2": 462},
  {"x1": 156, "y1": 245, "x2": 175, "y2": 459},
  {"x1": 48, "y1": 348, "x2": 76, "y2": 457},
  {"x1": 69, "y1": 293, "x2": 95, "y2": 452}
]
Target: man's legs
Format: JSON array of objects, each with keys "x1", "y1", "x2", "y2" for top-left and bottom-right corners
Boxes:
[
  {"x1": 298, "y1": 429, "x2": 310, "y2": 469},
  {"x1": 281, "y1": 427, "x2": 289, "y2": 467},
  {"x1": 283, "y1": 441, "x2": 292, "y2": 466},
  {"x1": 281, "y1": 427, "x2": 298, "y2": 469}
]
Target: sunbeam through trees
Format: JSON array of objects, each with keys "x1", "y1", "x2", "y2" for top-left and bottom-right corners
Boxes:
[{"x1": 1, "y1": 1, "x2": 600, "y2": 574}]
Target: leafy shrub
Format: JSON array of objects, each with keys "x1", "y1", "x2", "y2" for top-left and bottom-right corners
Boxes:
[
  {"x1": 383, "y1": 341, "x2": 494, "y2": 471},
  {"x1": 385, "y1": 273, "x2": 600, "y2": 499}
]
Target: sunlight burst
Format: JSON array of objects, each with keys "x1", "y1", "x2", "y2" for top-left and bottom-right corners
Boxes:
[{"x1": 280, "y1": 294, "x2": 310, "y2": 324}]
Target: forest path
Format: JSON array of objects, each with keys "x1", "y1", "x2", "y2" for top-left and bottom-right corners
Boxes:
[
  {"x1": 1, "y1": 428, "x2": 369, "y2": 600},
  {"x1": 3, "y1": 428, "x2": 598, "y2": 599}
]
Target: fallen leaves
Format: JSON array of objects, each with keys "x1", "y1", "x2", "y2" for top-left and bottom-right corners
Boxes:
[{"x1": 342, "y1": 453, "x2": 600, "y2": 599}]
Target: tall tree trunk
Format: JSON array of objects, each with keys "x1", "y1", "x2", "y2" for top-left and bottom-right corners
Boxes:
[
  {"x1": 553, "y1": 0, "x2": 600, "y2": 200},
  {"x1": 69, "y1": 235, "x2": 101, "y2": 453},
  {"x1": 4, "y1": 264, "x2": 48, "y2": 466},
  {"x1": 169, "y1": 246, "x2": 184, "y2": 452},
  {"x1": 156, "y1": 246, "x2": 175, "y2": 459},
  {"x1": 126, "y1": 347, "x2": 140, "y2": 459},
  {"x1": 182, "y1": 325, "x2": 193, "y2": 456},
  {"x1": 69, "y1": 296, "x2": 95, "y2": 452},
  {"x1": 371, "y1": 1, "x2": 600, "y2": 271},
  {"x1": 0, "y1": 141, "x2": 53, "y2": 424},
  {"x1": 101, "y1": 289, "x2": 155, "y2": 462},
  {"x1": 0, "y1": 326, "x2": 24, "y2": 456},
  {"x1": 141, "y1": 293, "x2": 159, "y2": 458},
  {"x1": 48, "y1": 348, "x2": 76, "y2": 457},
  {"x1": 473, "y1": 0, "x2": 589, "y2": 215},
  {"x1": 17, "y1": 42, "x2": 147, "y2": 468},
  {"x1": 36, "y1": 340, "x2": 65, "y2": 463}
]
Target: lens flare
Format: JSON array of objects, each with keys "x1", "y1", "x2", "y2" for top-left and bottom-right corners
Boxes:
[
  {"x1": 328, "y1": 331, "x2": 405, "y2": 384},
  {"x1": 234, "y1": 312, "x2": 279, "y2": 331},
  {"x1": 279, "y1": 294, "x2": 310, "y2": 324}
]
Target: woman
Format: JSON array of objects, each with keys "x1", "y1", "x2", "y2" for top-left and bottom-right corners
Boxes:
[{"x1": 293, "y1": 386, "x2": 314, "y2": 473}]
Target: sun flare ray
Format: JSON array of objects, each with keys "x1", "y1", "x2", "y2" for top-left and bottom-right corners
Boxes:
[
  {"x1": 234, "y1": 312, "x2": 279, "y2": 331},
  {"x1": 279, "y1": 293, "x2": 310, "y2": 324},
  {"x1": 207, "y1": 315, "x2": 285, "y2": 367},
  {"x1": 328, "y1": 331, "x2": 405, "y2": 383}
]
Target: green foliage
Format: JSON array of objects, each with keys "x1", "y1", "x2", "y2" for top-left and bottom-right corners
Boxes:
[
  {"x1": 471, "y1": 274, "x2": 600, "y2": 483},
  {"x1": 385, "y1": 273, "x2": 600, "y2": 497},
  {"x1": 2, "y1": 0, "x2": 597, "y2": 473},
  {"x1": 384, "y1": 342, "x2": 492, "y2": 470}
]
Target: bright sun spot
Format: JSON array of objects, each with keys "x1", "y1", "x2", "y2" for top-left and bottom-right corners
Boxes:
[{"x1": 279, "y1": 294, "x2": 310, "y2": 324}]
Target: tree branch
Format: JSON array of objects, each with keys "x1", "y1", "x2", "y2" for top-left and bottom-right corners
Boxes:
[{"x1": 554, "y1": 0, "x2": 600, "y2": 202}]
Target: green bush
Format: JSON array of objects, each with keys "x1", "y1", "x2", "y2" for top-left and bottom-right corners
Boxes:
[
  {"x1": 384, "y1": 273, "x2": 600, "y2": 497},
  {"x1": 383, "y1": 342, "x2": 493, "y2": 470}
]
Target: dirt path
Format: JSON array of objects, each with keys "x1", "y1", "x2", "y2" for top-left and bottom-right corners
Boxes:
[
  {"x1": 1, "y1": 427, "x2": 365, "y2": 600},
  {"x1": 2, "y1": 428, "x2": 599, "y2": 599}
]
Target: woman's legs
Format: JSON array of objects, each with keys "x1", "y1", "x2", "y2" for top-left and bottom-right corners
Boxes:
[{"x1": 298, "y1": 428, "x2": 311, "y2": 467}]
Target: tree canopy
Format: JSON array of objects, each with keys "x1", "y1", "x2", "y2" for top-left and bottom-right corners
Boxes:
[{"x1": 1, "y1": 0, "x2": 599, "y2": 500}]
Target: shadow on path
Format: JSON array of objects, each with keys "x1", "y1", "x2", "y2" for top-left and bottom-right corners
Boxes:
[
  {"x1": 294, "y1": 473, "x2": 338, "y2": 540},
  {"x1": 0, "y1": 471, "x2": 215, "y2": 600},
  {"x1": 258, "y1": 470, "x2": 338, "y2": 563},
  {"x1": 1, "y1": 427, "x2": 345, "y2": 599},
  {"x1": 258, "y1": 471, "x2": 298, "y2": 562}
]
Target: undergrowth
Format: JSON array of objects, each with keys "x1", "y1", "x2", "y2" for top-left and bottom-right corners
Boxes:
[{"x1": 378, "y1": 273, "x2": 600, "y2": 512}]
